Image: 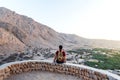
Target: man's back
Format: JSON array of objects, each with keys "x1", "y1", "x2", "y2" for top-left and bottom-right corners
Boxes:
[{"x1": 54, "y1": 45, "x2": 66, "y2": 63}]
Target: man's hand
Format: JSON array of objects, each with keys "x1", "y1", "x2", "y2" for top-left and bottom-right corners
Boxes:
[{"x1": 64, "y1": 60, "x2": 66, "y2": 63}]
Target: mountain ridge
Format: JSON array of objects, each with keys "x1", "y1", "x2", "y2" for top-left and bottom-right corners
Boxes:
[{"x1": 0, "y1": 7, "x2": 120, "y2": 54}]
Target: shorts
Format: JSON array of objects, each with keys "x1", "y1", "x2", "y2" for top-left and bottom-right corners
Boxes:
[{"x1": 56, "y1": 60, "x2": 64, "y2": 64}]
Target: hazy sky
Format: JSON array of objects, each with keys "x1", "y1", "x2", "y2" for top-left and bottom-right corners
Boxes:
[{"x1": 0, "y1": 0, "x2": 120, "y2": 40}]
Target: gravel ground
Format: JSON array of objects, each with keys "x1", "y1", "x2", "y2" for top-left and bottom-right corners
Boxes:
[{"x1": 5, "y1": 71, "x2": 81, "y2": 80}]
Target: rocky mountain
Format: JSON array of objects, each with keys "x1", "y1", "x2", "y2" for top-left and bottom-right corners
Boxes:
[{"x1": 0, "y1": 7, "x2": 120, "y2": 54}]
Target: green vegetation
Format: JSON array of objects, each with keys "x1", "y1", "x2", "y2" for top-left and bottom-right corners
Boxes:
[
  {"x1": 68, "y1": 48, "x2": 120, "y2": 70},
  {"x1": 67, "y1": 48, "x2": 92, "y2": 54},
  {"x1": 85, "y1": 49, "x2": 120, "y2": 70}
]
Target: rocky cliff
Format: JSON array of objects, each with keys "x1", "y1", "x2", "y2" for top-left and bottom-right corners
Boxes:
[{"x1": 0, "y1": 7, "x2": 120, "y2": 54}]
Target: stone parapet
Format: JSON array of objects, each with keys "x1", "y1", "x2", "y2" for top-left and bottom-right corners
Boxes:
[{"x1": 0, "y1": 60, "x2": 120, "y2": 80}]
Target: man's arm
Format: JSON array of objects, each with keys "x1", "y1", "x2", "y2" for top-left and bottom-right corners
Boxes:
[
  {"x1": 53, "y1": 51, "x2": 58, "y2": 62},
  {"x1": 63, "y1": 51, "x2": 66, "y2": 63}
]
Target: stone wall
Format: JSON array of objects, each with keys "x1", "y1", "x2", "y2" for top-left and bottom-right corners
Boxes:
[{"x1": 0, "y1": 60, "x2": 120, "y2": 80}]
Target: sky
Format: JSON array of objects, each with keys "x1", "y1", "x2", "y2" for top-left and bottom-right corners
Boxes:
[{"x1": 0, "y1": 0, "x2": 120, "y2": 40}]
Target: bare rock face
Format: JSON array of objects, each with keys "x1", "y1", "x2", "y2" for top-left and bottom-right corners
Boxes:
[
  {"x1": 0, "y1": 7, "x2": 88, "y2": 50},
  {"x1": 0, "y1": 7, "x2": 62, "y2": 48},
  {"x1": 0, "y1": 7, "x2": 67, "y2": 55},
  {"x1": 0, "y1": 28, "x2": 25, "y2": 54},
  {"x1": 0, "y1": 7, "x2": 120, "y2": 55}
]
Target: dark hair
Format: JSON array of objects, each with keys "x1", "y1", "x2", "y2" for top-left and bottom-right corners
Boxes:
[{"x1": 59, "y1": 45, "x2": 63, "y2": 49}]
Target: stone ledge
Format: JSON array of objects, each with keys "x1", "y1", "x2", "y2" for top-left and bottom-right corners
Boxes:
[{"x1": 0, "y1": 60, "x2": 120, "y2": 80}]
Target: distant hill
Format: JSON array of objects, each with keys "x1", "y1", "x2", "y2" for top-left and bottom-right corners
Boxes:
[{"x1": 0, "y1": 7, "x2": 120, "y2": 54}]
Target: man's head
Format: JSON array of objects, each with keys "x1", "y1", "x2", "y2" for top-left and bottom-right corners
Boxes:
[{"x1": 59, "y1": 45, "x2": 63, "y2": 50}]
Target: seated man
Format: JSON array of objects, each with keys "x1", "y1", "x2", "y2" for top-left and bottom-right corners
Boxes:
[{"x1": 53, "y1": 45, "x2": 66, "y2": 63}]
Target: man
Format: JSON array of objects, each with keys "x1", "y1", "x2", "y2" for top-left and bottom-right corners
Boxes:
[{"x1": 54, "y1": 45, "x2": 66, "y2": 63}]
